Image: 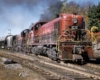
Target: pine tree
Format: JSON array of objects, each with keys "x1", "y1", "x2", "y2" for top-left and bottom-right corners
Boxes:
[
  {"x1": 96, "y1": 3, "x2": 100, "y2": 28},
  {"x1": 60, "y1": 0, "x2": 67, "y2": 13},
  {"x1": 88, "y1": 5, "x2": 97, "y2": 29},
  {"x1": 88, "y1": 3, "x2": 100, "y2": 29}
]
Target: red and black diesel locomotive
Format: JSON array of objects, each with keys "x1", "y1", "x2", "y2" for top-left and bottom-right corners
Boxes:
[{"x1": 0, "y1": 13, "x2": 95, "y2": 62}]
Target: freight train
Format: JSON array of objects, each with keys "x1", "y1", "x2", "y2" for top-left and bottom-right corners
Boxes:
[{"x1": 0, "y1": 13, "x2": 99, "y2": 63}]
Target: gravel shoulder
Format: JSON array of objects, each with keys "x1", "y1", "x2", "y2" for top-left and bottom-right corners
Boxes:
[{"x1": 0, "y1": 57, "x2": 45, "y2": 80}]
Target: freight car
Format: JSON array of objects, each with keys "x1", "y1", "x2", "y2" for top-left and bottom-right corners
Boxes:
[{"x1": 22, "y1": 13, "x2": 93, "y2": 62}]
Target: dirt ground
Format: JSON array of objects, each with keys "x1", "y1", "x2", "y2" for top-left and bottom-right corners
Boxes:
[{"x1": 0, "y1": 57, "x2": 45, "y2": 80}]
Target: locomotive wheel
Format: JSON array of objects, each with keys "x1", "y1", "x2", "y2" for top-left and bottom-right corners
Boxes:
[
  {"x1": 9, "y1": 46, "x2": 13, "y2": 52},
  {"x1": 31, "y1": 47, "x2": 35, "y2": 54},
  {"x1": 22, "y1": 47, "x2": 26, "y2": 53},
  {"x1": 31, "y1": 47, "x2": 39, "y2": 55},
  {"x1": 15, "y1": 47, "x2": 19, "y2": 52},
  {"x1": 28, "y1": 47, "x2": 32, "y2": 53},
  {"x1": 57, "y1": 59, "x2": 61, "y2": 63},
  {"x1": 47, "y1": 49, "x2": 58, "y2": 61},
  {"x1": 96, "y1": 58, "x2": 100, "y2": 62},
  {"x1": 35, "y1": 48, "x2": 40, "y2": 55},
  {"x1": 81, "y1": 52, "x2": 89, "y2": 62},
  {"x1": 52, "y1": 52, "x2": 57, "y2": 60},
  {"x1": 12, "y1": 46, "x2": 18, "y2": 52}
]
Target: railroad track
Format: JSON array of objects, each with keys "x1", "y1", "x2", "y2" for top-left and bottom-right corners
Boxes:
[
  {"x1": 27, "y1": 53, "x2": 100, "y2": 77},
  {"x1": 0, "y1": 50, "x2": 100, "y2": 80},
  {"x1": 86, "y1": 63, "x2": 100, "y2": 69}
]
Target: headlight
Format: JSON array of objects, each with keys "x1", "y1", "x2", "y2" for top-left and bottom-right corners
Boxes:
[{"x1": 73, "y1": 18, "x2": 77, "y2": 24}]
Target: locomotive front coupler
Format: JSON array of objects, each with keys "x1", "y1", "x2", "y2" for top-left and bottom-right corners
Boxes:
[{"x1": 73, "y1": 45, "x2": 84, "y2": 54}]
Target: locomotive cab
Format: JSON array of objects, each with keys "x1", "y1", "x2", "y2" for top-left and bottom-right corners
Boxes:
[{"x1": 20, "y1": 29, "x2": 30, "y2": 52}]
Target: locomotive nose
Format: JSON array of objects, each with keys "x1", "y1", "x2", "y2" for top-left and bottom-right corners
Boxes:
[
  {"x1": 72, "y1": 13, "x2": 78, "y2": 24},
  {"x1": 73, "y1": 18, "x2": 77, "y2": 24}
]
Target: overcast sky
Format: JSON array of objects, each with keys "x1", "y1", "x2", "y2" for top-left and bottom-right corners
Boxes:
[{"x1": 0, "y1": 0, "x2": 100, "y2": 37}]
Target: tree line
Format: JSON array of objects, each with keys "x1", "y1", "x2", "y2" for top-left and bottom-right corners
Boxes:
[
  {"x1": 88, "y1": 3, "x2": 100, "y2": 29},
  {"x1": 39, "y1": 0, "x2": 100, "y2": 30}
]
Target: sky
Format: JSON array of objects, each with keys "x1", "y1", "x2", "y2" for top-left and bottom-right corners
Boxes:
[
  {"x1": 0, "y1": 0, "x2": 100, "y2": 37},
  {"x1": 67, "y1": 0, "x2": 100, "y2": 5}
]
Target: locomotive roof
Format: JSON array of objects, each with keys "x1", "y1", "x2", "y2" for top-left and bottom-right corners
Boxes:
[
  {"x1": 60, "y1": 13, "x2": 83, "y2": 16},
  {"x1": 21, "y1": 29, "x2": 30, "y2": 34},
  {"x1": 30, "y1": 22, "x2": 47, "y2": 30},
  {"x1": 41, "y1": 17, "x2": 61, "y2": 27}
]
